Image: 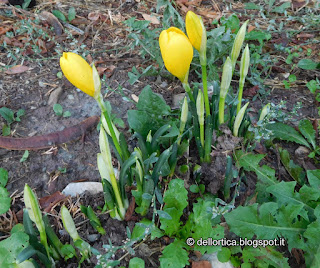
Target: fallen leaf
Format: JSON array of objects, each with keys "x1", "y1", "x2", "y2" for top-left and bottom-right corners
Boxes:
[
  {"x1": 0, "y1": 0, "x2": 9, "y2": 4},
  {"x1": 0, "y1": 116, "x2": 99, "y2": 150},
  {"x1": 0, "y1": 26, "x2": 12, "y2": 35},
  {"x1": 88, "y1": 12, "x2": 101, "y2": 21},
  {"x1": 292, "y1": 0, "x2": 306, "y2": 9},
  {"x1": 97, "y1": 65, "x2": 116, "y2": 78},
  {"x1": 243, "y1": 85, "x2": 259, "y2": 97},
  {"x1": 39, "y1": 191, "x2": 67, "y2": 213},
  {"x1": 248, "y1": 25, "x2": 255, "y2": 33},
  {"x1": 39, "y1": 11, "x2": 64, "y2": 36},
  {"x1": 142, "y1": 13, "x2": 160, "y2": 24},
  {"x1": 5, "y1": 65, "x2": 30, "y2": 74},
  {"x1": 296, "y1": 33, "x2": 314, "y2": 39},
  {"x1": 192, "y1": 260, "x2": 211, "y2": 268},
  {"x1": 131, "y1": 94, "x2": 139, "y2": 103},
  {"x1": 124, "y1": 197, "x2": 137, "y2": 221}
]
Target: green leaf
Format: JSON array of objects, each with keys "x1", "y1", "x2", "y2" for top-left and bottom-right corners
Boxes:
[
  {"x1": 0, "y1": 168, "x2": 8, "y2": 187},
  {"x1": 160, "y1": 207, "x2": 182, "y2": 236},
  {"x1": 53, "y1": 104, "x2": 63, "y2": 116},
  {"x1": 22, "y1": 0, "x2": 31, "y2": 9},
  {"x1": 15, "y1": 109, "x2": 25, "y2": 122},
  {"x1": 242, "y1": 246, "x2": 290, "y2": 268},
  {"x1": 224, "y1": 202, "x2": 307, "y2": 251},
  {"x1": 159, "y1": 239, "x2": 189, "y2": 268},
  {"x1": 298, "y1": 59, "x2": 319, "y2": 70},
  {"x1": 235, "y1": 151, "x2": 278, "y2": 200},
  {"x1": 218, "y1": 247, "x2": 231, "y2": 262},
  {"x1": 20, "y1": 150, "x2": 29, "y2": 163},
  {"x1": 68, "y1": 7, "x2": 76, "y2": 22},
  {"x1": 0, "y1": 187, "x2": 11, "y2": 214},
  {"x1": 2, "y1": 124, "x2": 10, "y2": 136},
  {"x1": 267, "y1": 181, "x2": 319, "y2": 220},
  {"x1": 266, "y1": 122, "x2": 311, "y2": 148},
  {"x1": 279, "y1": 148, "x2": 305, "y2": 184},
  {"x1": 131, "y1": 219, "x2": 163, "y2": 241},
  {"x1": 164, "y1": 179, "x2": 188, "y2": 211},
  {"x1": 61, "y1": 244, "x2": 76, "y2": 261},
  {"x1": 244, "y1": 3, "x2": 262, "y2": 10},
  {"x1": 129, "y1": 257, "x2": 145, "y2": 268},
  {"x1": 272, "y1": 2, "x2": 290, "y2": 13},
  {"x1": 299, "y1": 119, "x2": 316, "y2": 149},
  {"x1": 52, "y1": 10, "x2": 66, "y2": 22},
  {"x1": 0, "y1": 232, "x2": 29, "y2": 266},
  {"x1": 137, "y1": 86, "x2": 171, "y2": 116},
  {"x1": 306, "y1": 80, "x2": 320, "y2": 94},
  {"x1": 0, "y1": 107, "x2": 15, "y2": 125},
  {"x1": 307, "y1": 170, "x2": 320, "y2": 189},
  {"x1": 63, "y1": 111, "x2": 71, "y2": 118}
]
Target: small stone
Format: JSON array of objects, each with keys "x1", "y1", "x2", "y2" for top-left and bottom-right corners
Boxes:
[
  {"x1": 172, "y1": 93, "x2": 185, "y2": 109},
  {"x1": 67, "y1": 94, "x2": 74, "y2": 100},
  {"x1": 87, "y1": 234, "x2": 100, "y2": 243},
  {"x1": 39, "y1": 81, "x2": 46, "y2": 88},
  {"x1": 295, "y1": 146, "x2": 310, "y2": 159},
  {"x1": 62, "y1": 182, "x2": 103, "y2": 197},
  {"x1": 160, "y1": 81, "x2": 168, "y2": 88}
]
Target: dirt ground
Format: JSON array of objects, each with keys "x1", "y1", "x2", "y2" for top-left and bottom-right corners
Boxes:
[{"x1": 0, "y1": 0, "x2": 319, "y2": 267}]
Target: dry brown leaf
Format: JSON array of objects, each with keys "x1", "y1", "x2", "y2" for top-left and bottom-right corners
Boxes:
[
  {"x1": 5, "y1": 65, "x2": 30, "y2": 74},
  {"x1": 142, "y1": 13, "x2": 160, "y2": 24},
  {"x1": 96, "y1": 65, "x2": 116, "y2": 78},
  {"x1": 0, "y1": 26, "x2": 12, "y2": 35},
  {"x1": 192, "y1": 260, "x2": 211, "y2": 268},
  {"x1": 88, "y1": 12, "x2": 101, "y2": 21},
  {"x1": 248, "y1": 25, "x2": 255, "y2": 33},
  {"x1": 39, "y1": 191, "x2": 67, "y2": 213}
]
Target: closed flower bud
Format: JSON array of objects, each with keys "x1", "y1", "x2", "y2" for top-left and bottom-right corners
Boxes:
[
  {"x1": 60, "y1": 52, "x2": 95, "y2": 97},
  {"x1": 230, "y1": 20, "x2": 248, "y2": 70},
  {"x1": 259, "y1": 103, "x2": 270, "y2": 121},
  {"x1": 220, "y1": 57, "x2": 233, "y2": 99},
  {"x1": 196, "y1": 90, "x2": 204, "y2": 126},
  {"x1": 159, "y1": 27, "x2": 193, "y2": 83},
  {"x1": 233, "y1": 102, "x2": 249, "y2": 137},
  {"x1": 179, "y1": 97, "x2": 188, "y2": 134},
  {"x1": 240, "y1": 44, "x2": 250, "y2": 79}
]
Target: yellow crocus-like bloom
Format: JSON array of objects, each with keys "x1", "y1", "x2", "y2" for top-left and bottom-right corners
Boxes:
[
  {"x1": 185, "y1": 11, "x2": 206, "y2": 54},
  {"x1": 159, "y1": 27, "x2": 193, "y2": 83},
  {"x1": 60, "y1": 52, "x2": 95, "y2": 97}
]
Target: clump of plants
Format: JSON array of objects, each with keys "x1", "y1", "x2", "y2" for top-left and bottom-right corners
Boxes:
[{"x1": 2, "y1": 3, "x2": 320, "y2": 268}]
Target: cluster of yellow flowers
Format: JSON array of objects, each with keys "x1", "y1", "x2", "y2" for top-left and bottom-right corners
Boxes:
[{"x1": 159, "y1": 11, "x2": 206, "y2": 84}]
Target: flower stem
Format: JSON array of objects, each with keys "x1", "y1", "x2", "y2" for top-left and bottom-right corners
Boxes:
[
  {"x1": 200, "y1": 123, "x2": 204, "y2": 147},
  {"x1": 201, "y1": 64, "x2": 210, "y2": 117},
  {"x1": 109, "y1": 172, "x2": 125, "y2": 219},
  {"x1": 96, "y1": 94, "x2": 123, "y2": 160},
  {"x1": 219, "y1": 97, "x2": 225, "y2": 124},
  {"x1": 182, "y1": 82, "x2": 195, "y2": 103},
  {"x1": 237, "y1": 77, "x2": 245, "y2": 114}
]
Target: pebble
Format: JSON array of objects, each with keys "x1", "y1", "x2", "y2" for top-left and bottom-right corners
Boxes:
[
  {"x1": 67, "y1": 94, "x2": 75, "y2": 100},
  {"x1": 62, "y1": 182, "x2": 103, "y2": 197},
  {"x1": 202, "y1": 252, "x2": 234, "y2": 268},
  {"x1": 160, "y1": 81, "x2": 168, "y2": 88},
  {"x1": 87, "y1": 234, "x2": 100, "y2": 243},
  {"x1": 295, "y1": 146, "x2": 310, "y2": 159}
]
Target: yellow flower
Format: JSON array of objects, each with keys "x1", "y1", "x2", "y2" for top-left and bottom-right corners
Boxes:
[
  {"x1": 185, "y1": 11, "x2": 206, "y2": 54},
  {"x1": 60, "y1": 52, "x2": 95, "y2": 97},
  {"x1": 159, "y1": 27, "x2": 193, "y2": 83}
]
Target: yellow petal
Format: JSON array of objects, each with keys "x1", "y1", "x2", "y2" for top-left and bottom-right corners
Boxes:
[
  {"x1": 159, "y1": 27, "x2": 193, "y2": 82},
  {"x1": 185, "y1": 11, "x2": 203, "y2": 52},
  {"x1": 60, "y1": 52, "x2": 95, "y2": 97}
]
